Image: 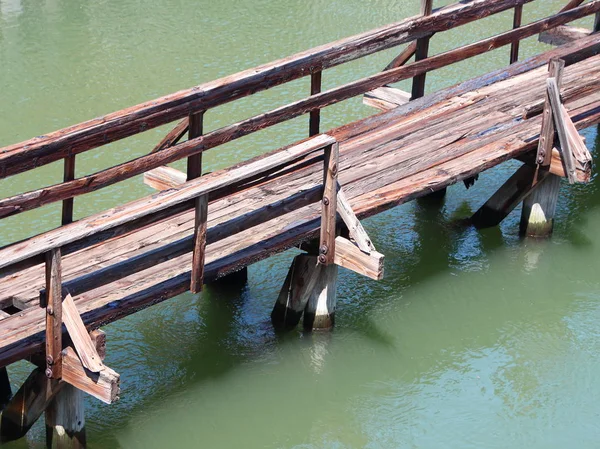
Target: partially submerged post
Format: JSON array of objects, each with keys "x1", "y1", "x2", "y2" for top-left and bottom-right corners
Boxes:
[{"x1": 45, "y1": 384, "x2": 86, "y2": 449}]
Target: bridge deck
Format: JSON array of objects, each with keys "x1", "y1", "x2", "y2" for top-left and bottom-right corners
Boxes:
[{"x1": 1, "y1": 37, "x2": 599, "y2": 366}]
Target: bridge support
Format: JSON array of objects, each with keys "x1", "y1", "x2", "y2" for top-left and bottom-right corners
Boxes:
[
  {"x1": 304, "y1": 264, "x2": 338, "y2": 330},
  {"x1": 520, "y1": 174, "x2": 561, "y2": 237},
  {"x1": 45, "y1": 384, "x2": 86, "y2": 449}
]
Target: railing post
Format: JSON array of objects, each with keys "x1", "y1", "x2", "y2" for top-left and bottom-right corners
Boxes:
[
  {"x1": 411, "y1": 0, "x2": 433, "y2": 100},
  {"x1": 510, "y1": 5, "x2": 523, "y2": 64},
  {"x1": 309, "y1": 71, "x2": 322, "y2": 136},
  {"x1": 188, "y1": 111, "x2": 208, "y2": 294},
  {"x1": 44, "y1": 248, "x2": 62, "y2": 380},
  {"x1": 61, "y1": 156, "x2": 76, "y2": 225},
  {"x1": 319, "y1": 142, "x2": 338, "y2": 266}
]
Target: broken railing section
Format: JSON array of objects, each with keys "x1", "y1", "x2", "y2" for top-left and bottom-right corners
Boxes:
[
  {"x1": 472, "y1": 58, "x2": 592, "y2": 236},
  {"x1": 271, "y1": 143, "x2": 385, "y2": 331}
]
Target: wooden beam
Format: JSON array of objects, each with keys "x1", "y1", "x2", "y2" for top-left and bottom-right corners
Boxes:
[
  {"x1": 151, "y1": 118, "x2": 189, "y2": 154},
  {"x1": 0, "y1": 0, "x2": 538, "y2": 179},
  {"x1": 319, "y1": 142, "x2": 338, "y2": 265},
  {"x1": 309, "y1": 71, "x2": 322, "y2": 136},
  {"x1": 45, "y1": 248, "x2": 62, "y2": 380},
  {"x1": 143, "y1": 166, "x2": 187, "y2": 190},
  {"x1": 333, "y1": 236, "x2": 384, "y2": 281},
  {"x1": 62, "y1": 294, "x2": 103, "y2": 373},
  {"x1": 547, "y1": 77, "x2": 577, "y2": 183},
  {"x1": 45, "y1": 384, "x2": 86, "y2": 449},
  {"x1": 383, "y1": 41, "x2": 418, "y2": 71},
  {"x1": 0, "y1": 368, "x2": 62, "y2": 443},
  {"x1": 471, "y1": 164, "x2": 544, "y2": 228},
  {"x1": 537, "y1": 58, "x2": 565, "y2": 166},
  {"x1": 337, "y1": 189, "x2": 375, "y2": 253},
  {"x1": 190, "y1": 194, "x2": 208, "y2": 293},
  {"x1": 560, "y1": 0, "x2": 586, "y2": 13},
  {"x1": 539, "y1": 25, "x2": 592, "y2": 46},
  {"x1": 271, "y1": 254, "x2": 320, "y2": 329},
  {"x1": 411, "y1": 0, "x2": 433, "y2": 100},
  {"x1": 510, "y1": 5, "x2": 524, "y2": 64},
  {"x1": 61, "y1": 347, "x2": 119, "y2": 405},
  {"x1": 61, "y1": 156, "x2": 76, "y2": 225},
  {"x1": 3, "y1": 1, "x2": 600, "y2": 218}
]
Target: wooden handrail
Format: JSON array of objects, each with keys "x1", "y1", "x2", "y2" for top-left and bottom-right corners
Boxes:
[
  {"x1": 0, "y1": 134, "x2": 336, "y2": 271},
  {"x1": 1, "y1": 0, "x2": 598, "y2": 220},
  {"x1": 0, "y1": 0, "x2": 534, "y2": 180}
]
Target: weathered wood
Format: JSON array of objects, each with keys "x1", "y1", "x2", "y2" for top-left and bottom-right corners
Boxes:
[
  {"x1": 383, "y1": 42, "x2": 418, "y2": 71},
  {"x1": 337, "y1": 189, "x2": 374, "y2": 253},
  {"x1": 61, "y1": 347, "x2": 119, "y2": 405},
  {"x1": 411, "y1": 0, "x2": 433, "y2": 100},
  {"x1": 62, "y1": 294, "x2": 103, "y2": 373},
  {"x1": 187, "y1": 111, "x2": 204, "y2": 180},
  {"x1": 190, "y1": 194, "x2": 208, "y2": 293},
  {"x1": 333, "y1": 236, "x2": 384, "y2": 280},
  {"x1": 510, "y1": 5, "x2": 523, "y2": 63},
  {"x1": 310, "y1": 71, "x2": 322, "y2": 136},
  {"x1": 0, "y1": 0, "x2": 537, "y2": 179},
  {"x1": 363, "y1": 86, "x2": 411, "y2": 111},
  {"x1": 303, "y1": 264, "x2": 338, "y2": 330},
  {"x1": 89, "y1": 330, "x2": 106, "y2": 361},
  {"x1": 547, "y1": 77, "x2": 577, "y2": 183},
  {"x1": 62, "y1": 156, "x2": 76, "y2": 225},
  {"x1": 45, "y1": 248, "x2": 63, "y2": 380},
  {"x1": 539, "y1": 25, "x2": 592, "y2": 46},
  {"x1": 151, "y1": 118, "x2": 189, "y2": 154},
  {"x1": 560, "y1": 0, "x2": 586, "y2": 13},
  {"x1": 0, "y1": 134, "x2": 336, "y2": 271},
  {"x1": 45, "y1": 384, "x2": 86, "y2": 449},
  {"x1": 471, "y1": 164, "x2": 544, "y2": 228},
  {"x1": 0, "y1": 368, "x2": 62, "y2": 443},
  {"x1": 319, "y1": 143, "x2": 338, "y2": 265},
  {"x1": 2, "y1": 0, "x2": 600, "y2": 218},
  {"x1": 520, "y1": 174, "x2": 562, "y2": 237},
  {"x1": 271, "y1": 255, "x2": 320, "y2": 329},
  {"x1": 143, "y1": 166, "x2": 187, "y2": 191},
  {"x1": 537, "y1": 58, "x2": 565, "y2": 166}
]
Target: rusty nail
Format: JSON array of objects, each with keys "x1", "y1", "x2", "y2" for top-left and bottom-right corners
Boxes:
[
  {"x1": 46, "y1": 355, "x2": 54, "y2": 365},
  {"x1": 323, "y1": 197, "x2": 330, "y2": 206},
  {"x1": 319, "y1": 245, "x2": 328, "y2": 255},
  {"x1": 45, "y1": 368, "x2": 53, "y2": 378},
  {"x1": 318, "y1": 254, "x2": 327, "y2": 264},
  {"x1": 331, "y1": 164, "x2": 338, "y2": 175},
  {"x1": 47, "y1": 308, "x2": 54, "y2": 316}
]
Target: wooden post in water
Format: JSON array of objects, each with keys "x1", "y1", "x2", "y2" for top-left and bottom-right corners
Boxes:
[{"x1": 45, "y1": 385, "x2": 86, "y2": 449}]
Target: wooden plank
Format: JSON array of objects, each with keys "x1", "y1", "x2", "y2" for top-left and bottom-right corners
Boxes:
[
  {"x1": 309, "y1": 71, "x2": 322, "y2": 136},
  {"x1": 411, "y1": 0, "x2": 433, "y2": 100},
  {"x1": 337, "y1": 188, "x2": 375, "y2": 253},
  {"x1": 471, "y1": 164, "x2": 544, "y2": 228},
  {"x1": 190, "y1": 194, "x2": 208, "y2": 293},
  {"x1": 383, "y1": 41, "x2": 418, "y2": 71},
  {"x1": 61, "y1": 347, "x2": 119, "y2": 405},
  {"x1": 547, "y1": 77, "x2": 577, "y2": 183},
  {"x1": 144, "y1": 166, "x2": 187, "y2": 190},
  {"x1": 363, "y1": 86, "x2": 411, "y2": 111},
  {"x1": 539, "y1": 25, "x2": 592, "y2": 46},
  {"x1": 510, "y1": 5, "x2": 523, "y2": 63},
  {"x1": 151, "y1": 118, "x2": 189, "y2": 153},
  {"x1": 45, "y1": 248, "x2": 62, "y2": 380},
  {"x1": 537, "y1": 58, "x2": 565, "y2": 166},
  {"x1": 319, "y1": 142, "x2": 338, "y2": 265},
  {"x1": 0, "y1": 368, "x2": 62, "y2": 443},
  {"x1": 89, "y1": 330, "x2": 106, "y2": 361},
  {"x1": 2, "y1": 0, "x2": 599, "y2": 219},
  {"x1": 333, "y1": 236, "x2": 384, "y2": 281},
  {"x1": 560, "y1": 0, "x2": 586, "y2": 13},
  {"x1": 0, "y1": 134, "x2": 336, "y2": 270},
  {"x1": 0, "y1": 0, "x2": 536, "y2": 179},
  {"x1": 562, "y1": 103, "x2": 592, "y2": 165},
  {"x1": 62, "y1": 156, "x2": 76, "y2": 225},
  {"x1": 62, "y1": 294, "x2": 104, "y2": 373}
]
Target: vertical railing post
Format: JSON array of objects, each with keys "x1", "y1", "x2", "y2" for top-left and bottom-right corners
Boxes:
[
  {"x1": 309, "y1": 71, "x2": 322, "y2": 136},
  {"x1": 318, "y1": 142, "x2": 338, "y2": 266},
  {"x1": 594, "y1": 11, "x2": 600, "y2": 32},
  {"x1": 44, "y1": 248, "x2": 62, "y2": 379},
  {"x1": 510, "y1": 5, "x2": 523, "y2": 64},
  {"x1": 411, "y1": 0, "x2": 433, "y2": 100},
  {"x1": 188, "y1": 111, "x2": 208, "y2": 293},
  {"x1": 61, "y1": 156, "x2": 76, "y2": 225}
]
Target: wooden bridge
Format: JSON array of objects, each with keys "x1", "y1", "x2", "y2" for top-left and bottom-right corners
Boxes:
[{"x1": 0, "y1": 0, "x2": 599, "y2": 446}]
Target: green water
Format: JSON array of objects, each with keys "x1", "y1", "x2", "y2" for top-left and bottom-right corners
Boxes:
[{"x1": 1, "y1": 0, "x2": 600, "y2": 447}]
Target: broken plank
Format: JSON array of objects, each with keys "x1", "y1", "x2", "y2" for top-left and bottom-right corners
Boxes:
[
  {"x1": 547, "y1": 77, "x2": 577, "y2": 183},
  {"x1": 337, "y1": 188, "x2": 375, "y2": 253},
  {"x1": 333, "y1": 236, "x2": 384, "y2": 281},
  {"x1": 363, "y1": 86, "x2": 411, "y2": 111}
]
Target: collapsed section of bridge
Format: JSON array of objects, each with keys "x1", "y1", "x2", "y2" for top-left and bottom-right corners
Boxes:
[{"x1": 0, "y1": 0, "x2": 599, "y2": 446}]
